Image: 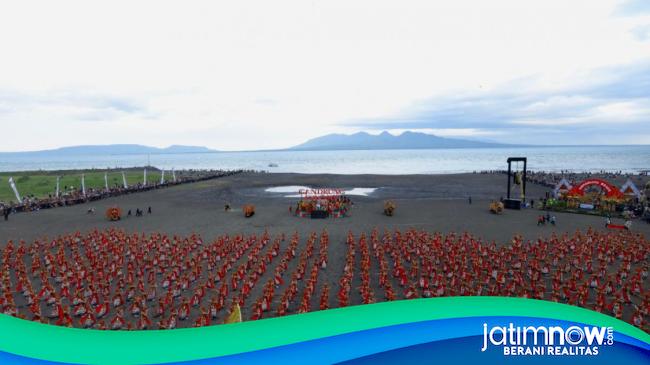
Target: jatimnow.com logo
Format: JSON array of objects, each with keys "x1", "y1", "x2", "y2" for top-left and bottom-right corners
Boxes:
[{"x1": 481, "y1": 323, "x2": 614, "y2": 356}]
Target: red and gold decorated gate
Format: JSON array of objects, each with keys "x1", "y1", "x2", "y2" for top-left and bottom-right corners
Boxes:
[{"x1": 567, "y1": 178, "x2": 624, "y2": 199}]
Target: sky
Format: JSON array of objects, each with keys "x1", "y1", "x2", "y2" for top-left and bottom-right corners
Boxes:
[{"x1": 1, "y1": 0, "x2": 649, "y2": 151}]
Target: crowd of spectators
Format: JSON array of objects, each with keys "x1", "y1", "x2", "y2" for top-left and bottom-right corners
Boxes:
[
  {"x1": 0, "y1": 169, "x2": 245, "y2": 217},
  {"x1": 524, "y1": 170, "x2": 648, "y2": 188}
]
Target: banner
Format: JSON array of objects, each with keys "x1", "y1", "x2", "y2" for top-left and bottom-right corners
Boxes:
[
  {"x1": 224, "y1": 304, "x2": 242, "y2": 324},
  {"x1": 122, "y1": 172, "x2": 128, "y2": 189},
  {"x1": 7, "y1": 177, "x2": 21, "y2": 202},
  {"x1": 144, "y1": 168, "x2": 147, "y2": 186},
  {"x1": 0, "y1": 298, "x2": 647, "y2": 364},
  {"x1": 300, "y1": 188, "x2": 345, "y2": 200},
  {"x1": 81, "y1": 174, "x2": 86, "y2": 196},
  {"x1": 104, "y1": 172, "x2": 109, "y2": 191},
  {"x1": 55, "y1": 176, "x2": 60, "y2": 198},
  {"x1": 172, "y1": 168, "x2": 176, "y2": 182},
  {"x1": 160, "y1": 170, "x2": 165, "y2": 184}
]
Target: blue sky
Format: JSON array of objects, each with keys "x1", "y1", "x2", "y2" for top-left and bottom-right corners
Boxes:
[{"x1": 0, "y1": 0, "x2": 649, "y2": 151}]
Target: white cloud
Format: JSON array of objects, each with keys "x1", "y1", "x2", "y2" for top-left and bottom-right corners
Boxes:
[
  {"x1": 594, "y1": 100, "x2": 650, "y2": 120},
  {"x1": 511, "y1": 100, "x2": 649, "y2": 126},
  {"x1": 0, "y1": 0, "x2": 649, "y2": 151}
]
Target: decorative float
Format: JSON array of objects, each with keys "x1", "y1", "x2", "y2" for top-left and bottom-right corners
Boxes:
[
  {"x1": 293, "y1": 188, "x2": 351, "y2": 219},
  {"x1": 489, "y1": 201, "x2": 504, "y2": 214},
  {"x1": 105, "y1": 206, "x2": 122, "y2": 221},
  {"x1": 548, "y1": 177, "x2": 643, "y2": 217},
  {"x1": 243, "y1": 204, "x2": 255, "y2": 218},
  {"x1": 383, "y1": 200, "x2": 396, "y2": 216},
  {"x1": 565, "y1": 178, "x2": 625, "y2": 213}
]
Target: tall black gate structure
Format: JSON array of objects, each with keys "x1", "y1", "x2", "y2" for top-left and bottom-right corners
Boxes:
[{"x1": 505, "y1": 157, "x2": 527, "y2": 210}]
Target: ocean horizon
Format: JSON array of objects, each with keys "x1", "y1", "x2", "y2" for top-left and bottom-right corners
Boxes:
[{"x1": 1, "y1": 145, "x2": 649, "y2": 175}]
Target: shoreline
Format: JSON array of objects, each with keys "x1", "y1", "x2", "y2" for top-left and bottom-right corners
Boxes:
[{"x1": 2, "y1": 146, "x2": 649, "y2": 176}]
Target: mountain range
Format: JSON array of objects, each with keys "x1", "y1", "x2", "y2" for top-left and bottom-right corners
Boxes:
[
  {"x1": 289, "y1": 131, "x2": 510, "y2": 150},
  {"x1": 0, "y1": 131, "x2": 513, "y2": 155},
  {"x1": 0, "y1": 144, "x2": 216, "y2": 155}
]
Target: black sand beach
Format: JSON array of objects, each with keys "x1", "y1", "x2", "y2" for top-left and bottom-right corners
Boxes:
[
  {"x1": 3, "y1": 172, "x2": 647, "y2": 244},
  {"x1": 1, "y1": 172, "x2": 648, "y2": 328}
]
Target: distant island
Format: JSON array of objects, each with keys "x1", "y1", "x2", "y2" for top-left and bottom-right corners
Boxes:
[
  {"x1": 0, "y1": 144, "x2": 218, "y2": 155},
  {"x1": 1, "y1": 131, "x2": 518, "y2": 155},
  {"x1": 289, "y1": 131, "x2": 512, "y2": 150}
]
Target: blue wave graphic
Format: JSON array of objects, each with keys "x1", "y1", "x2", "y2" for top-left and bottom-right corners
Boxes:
[
  {"x1": 171, "y1": 316, "x2": 649, "y2": 365},
  {"x1": 1, "y1": 316, "x2": 647, "y2": 364},
  {"x1": 339, "y1": 335, "x2": 650, "y2": 365},
  {"x1": 0, "y1": 352, "x2": 73, "y2": 365}
]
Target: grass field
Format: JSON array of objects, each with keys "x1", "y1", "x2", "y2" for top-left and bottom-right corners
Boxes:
[{"x1": 0, "y1": 168, "x2": 166, "y2": 203}]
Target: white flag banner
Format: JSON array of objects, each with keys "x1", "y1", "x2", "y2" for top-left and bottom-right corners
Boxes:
[
  {"x1": 8, "y1": 177, "x2": 21, "y2": 202},
  {"x1": 122, "y1": 172, "x2": 128, "y2": 189},
  {"x1": 172, "y1": 168, "x2": 177, "y2": 182},
  {"x1": 160, "y1": 170, "x2": 165, "y2": 184},
  {"x1": 81, "y1": 174, "x2": 86, "y2": 196},
  {"x1": 143, "y1": 168, "x2": 147, "y2": 186},
  {"x1": 55, "y1": 176, "x2": 60, "y2": 198},
  {"x1": 104, "y1": 172, "x2": 109, "y2": 191}
]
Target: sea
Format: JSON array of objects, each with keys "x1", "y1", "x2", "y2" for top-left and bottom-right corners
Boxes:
[{"x1": 0, "y1": 146, "x2": 649, "y2": 174}]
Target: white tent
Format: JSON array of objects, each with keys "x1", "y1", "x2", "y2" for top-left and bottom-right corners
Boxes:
[
  {"x1": 620, "y1": 178, "x2": 641, "y2": 198},
  {"x1": 553, "y1": 178, "x2": 572, "y2": 198}
]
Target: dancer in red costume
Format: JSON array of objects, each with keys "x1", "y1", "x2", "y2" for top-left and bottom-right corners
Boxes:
[{"x1": 0, "y1": 227, "x2": 647, "y2": 330}]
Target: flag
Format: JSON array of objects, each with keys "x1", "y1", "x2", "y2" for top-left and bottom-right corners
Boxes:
[
  {"x1": 224, "y1": 304, "x2": 242, "y2": 324},
  {"x1": 55, "y1": 176, "x2": 60, "y2": 198},
  {"x1": 160, "y1": 170, "x2": 165, "y2": 184},
  {"x1": 81, "y1": 174, "x2": 86, "y2": 196},
  {"x1": 8, "y1": 177, "x2": 21, "y2": 202},
  {"x1": 144, "y1": 168, "x2": 147, "y2": 186},
  {"x1": 122, "y1": 172, "x2": 128, "y2": 189},
  {"x1": 104, "y1": 172, "x2": 109, "y2": 191},
  {"x1": 172, "y1": 168, "x2": 176, "y2": 182}
]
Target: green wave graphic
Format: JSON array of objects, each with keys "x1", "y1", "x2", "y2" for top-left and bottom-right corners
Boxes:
[{"x1": 0, "y1": 297, "x2": 647, "y2": 365}]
